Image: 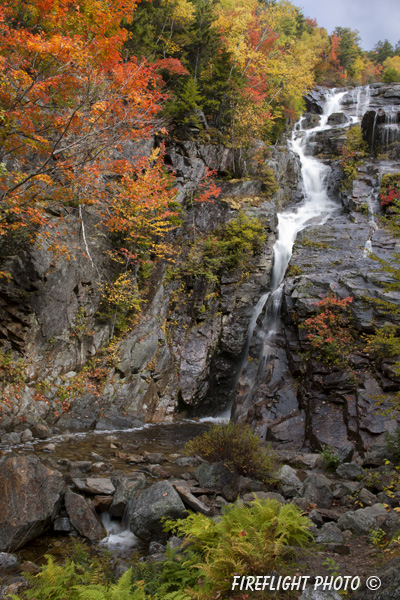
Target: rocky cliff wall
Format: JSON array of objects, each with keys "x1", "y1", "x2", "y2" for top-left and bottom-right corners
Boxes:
[{"x1": 0, "y1": 134, "x2": 299, "y2": 440}]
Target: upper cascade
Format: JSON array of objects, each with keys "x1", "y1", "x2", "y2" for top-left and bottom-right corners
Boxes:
[
  {"x1": 232, "y1": 88, "x2": 347, "y2": 423},
  {"x1": 305, "y1": 84, "x2": 400, "y2": 159}
]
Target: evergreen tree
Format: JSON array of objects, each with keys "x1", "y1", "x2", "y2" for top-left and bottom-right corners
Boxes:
[
  {"x1": 187, "y1": 0, "x2": 220, "y2": 80},
  {"x1": 334, "y1": 26, "x2": 362, "y2": 76},
  {"x1": 166, "y1": 76, "x2": 204, "y2": 126},
  {"x1": 372, "y1": 39, "x2": 394, "y2": 64}
]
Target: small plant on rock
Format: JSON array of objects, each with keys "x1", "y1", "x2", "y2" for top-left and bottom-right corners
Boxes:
[
  {"x1": 320, "y1": 445, "x2": 342, "y2": 472},
  {"x1": 300, "y1": 294, "x2": 355, "y2": 365},
  {"x1": 368, "y1": 528, "x2": 388, "y2": 548},
  {"x1": 185, "y1": 422, "x2": 277, "y2": 484}
]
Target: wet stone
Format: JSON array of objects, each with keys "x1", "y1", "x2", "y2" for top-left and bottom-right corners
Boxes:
[
  {"x1": 72, "y1": 478, "x2": 115, "y2": 495},
  {"x1": 53, "y1": 517, "x2": 73, "y2": 532},
  {"x1": 0, "y1": 552, "x2": 20, "y2": 571}
]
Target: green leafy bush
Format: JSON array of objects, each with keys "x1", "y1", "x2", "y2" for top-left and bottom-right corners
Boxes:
[
  {"x1": 320, "y1": 445, "x2": 342, "y2": 471},
  {"x1": 175, "y1": 211, "x2": 266, "y2": 285},
  {"x1": 185, "y1": 422, "x2": 277, "y2": 483}
]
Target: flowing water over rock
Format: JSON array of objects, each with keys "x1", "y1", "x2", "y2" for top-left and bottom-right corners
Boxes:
[
  {"x1": 234, "y1": 85, "x2": 400, "y2": 452},
  {"x1": 233, "y1": 89, "x2": 345, "y2": 425}
]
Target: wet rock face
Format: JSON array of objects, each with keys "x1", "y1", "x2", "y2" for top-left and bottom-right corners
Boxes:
[
  {"x1": 232, "y1": 85, "x2": 400, "y2": 453},
  {"x1": 0, "y1": 455, "x2": 65, "y2": 551},
  {"x1": 304, "y1": 86, "x2": 328, "y2": 115},
  {"x1": 362, "y1": 108, "x2": 400, "y2": 158},
  {"x1": 0, "y1": 130, "x2": 289, "y2": 429}
]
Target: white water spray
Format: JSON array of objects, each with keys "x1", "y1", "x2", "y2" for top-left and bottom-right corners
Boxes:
[{"x1": 100, "y1": 513, "x2": 139, "y2": 554}]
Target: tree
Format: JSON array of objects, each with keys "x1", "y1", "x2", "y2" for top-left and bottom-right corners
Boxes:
[
  {"x1": 213, "y1": 0, "x2": 321, "y2": 142},
  {"x1": 186, "y1": 0, "x2": 220, "y2": 80},
  {"x1": 125, "y1": 0, "x2": 196, "y2": 61},
  {"x1": 334, "y1": 26, "x2": 362, "y2": 76},
  {"x1": 165, "y1": 76, "x2": 204, "y2": 126},
  {"x1": 382, "y1": 56, "x2": 400, "y2": 82},
  {"x1": 372, "y1": 39, "x2": 394, "y2": 64},
  {"x1": 0, "y1": 0, "x2": 187, "y2": 260}
]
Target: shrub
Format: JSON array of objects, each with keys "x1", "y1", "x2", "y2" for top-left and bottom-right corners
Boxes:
[
  {"x1": 379, "y1": 173, "x2": 400, "y2": 209},
  {"x1": 185, "y1": 422, "x2": 277, "y2": 483},
  {"x1": 382, "y1": 67, "x2": 400, "y2": 83},
  {"x1": 300, "y1": 294, "x2": 355, "y2": 365},
  {"x1": 320, "y1": 445, "x2": 342, "y2": 471},
  {"x1": 174, "y1": 212, "x2": 266, "y2": 285},
  {"x1": 163, "y1": 497, "x2": 313, "y2": 599}
]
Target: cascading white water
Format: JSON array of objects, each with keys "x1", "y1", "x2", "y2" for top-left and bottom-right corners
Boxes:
[
  {"x1": 100, "y1": 511, "x2": 139, "y2": 555},
  {"x1": 381, "y1": 107, "x2": 400, "y2": 149},
  {"x1": 269, "y1": 91, "x2": 342, "y2": 291},
  {"x1": 353, "y1": 86, "x2": 371, "y2": 122},
  {"x1": 319, "y1": 90, "x2": 347, "y2": 128},
  {"x1": 234, "y1": 89, "x2": 347, "y2": 415}
]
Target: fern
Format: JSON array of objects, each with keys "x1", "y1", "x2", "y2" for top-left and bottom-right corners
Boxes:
[
  {"x1": 163, "y1": 497, "x2": 313, "y2": 599},
  {"x1": 153, "y1": 546, "x2": 201, "y2": 599},
  {"x1": 74, "y1": 569, "x2": 147, "y2": 600},
  {"x1": 20, "y1": 556, "x2": 90, "y2": 600}
]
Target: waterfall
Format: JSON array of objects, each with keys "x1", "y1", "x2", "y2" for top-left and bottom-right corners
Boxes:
[
  {"x1": 233, "y1": 89, "x2": 346, "y2": 420},
  {"x1": 381, "y1": 107, "x2": 400, "y2": 150},
  {"x1": 354, "y1": 86, "x2": 371, "y2": 121},
  {"x1": 319, "y1": 89, "x2": 347, "y2": 128},
  {"x1": 100, "y1": 511, "x2": 139, "y2": 554}
]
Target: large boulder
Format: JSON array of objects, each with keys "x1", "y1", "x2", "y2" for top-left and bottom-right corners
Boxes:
[
  {"x1": 128, "y1": 481, "x2": 187, "y2": 542},
  {"x1": 337, "y1": 504, "x2": 388, "y2": 535},
  {"x1": 336, "y1": 463, "x2": 364, "y2": 480},
  {"x1": 64, "y1": 489, "x2": 106, "y2": 541},
  {"x1": 194, "y1": 463, "x2": 236, "y2": 489},
  {"x1": 301, "y1": 474, "x2": 333, "y2": 509},
  {"x1": 0, "y1": 454, "x2": 65, "y2": 551},
  {"x1": 56, "y1": 393, "x2": 100, "y2": 431},
  {"x1": 109, "y1": 474, "x2": 146, "y2": 518}
]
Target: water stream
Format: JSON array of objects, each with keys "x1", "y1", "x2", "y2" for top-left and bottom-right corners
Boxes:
[{"x1": 233, "y1": 89, "x2": 348, "y2": 418}]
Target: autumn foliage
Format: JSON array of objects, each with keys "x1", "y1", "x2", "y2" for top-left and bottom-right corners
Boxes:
[
  {"x1": 0, "y1": 0, "x2": 188, "y2": 260},
  {"x1": 301, "y1": 295, "x2": 355, "y2": 364},
  {"x1": 380, "y1": 174, "x2": 400, "y2": 208}
]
